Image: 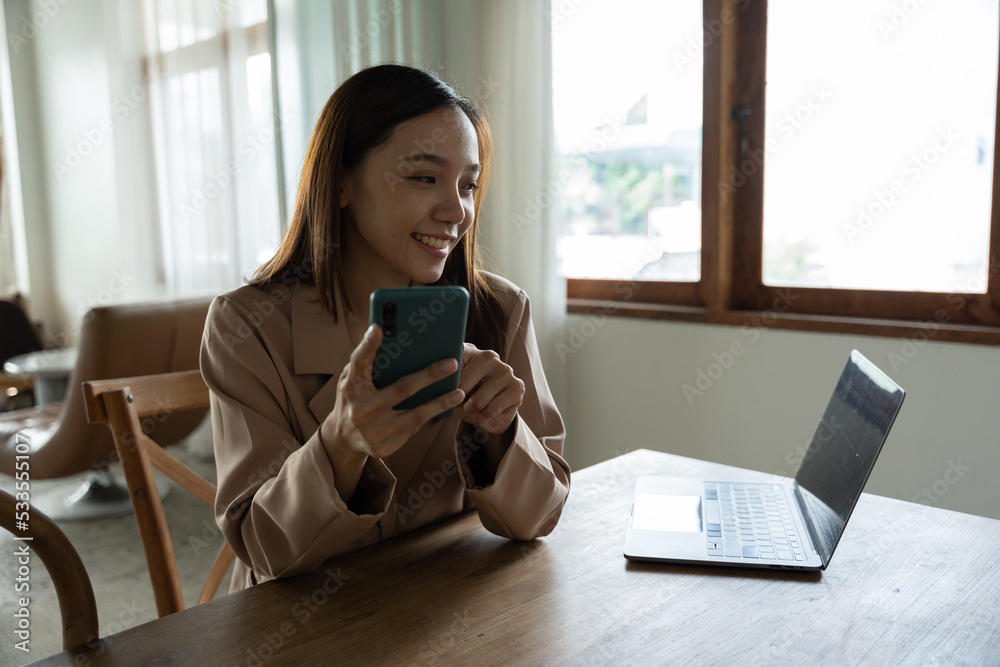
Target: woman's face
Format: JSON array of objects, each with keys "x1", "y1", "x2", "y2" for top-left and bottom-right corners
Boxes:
[{"x1": 341, "y1": 107, "x2": 481, "y2": 288}]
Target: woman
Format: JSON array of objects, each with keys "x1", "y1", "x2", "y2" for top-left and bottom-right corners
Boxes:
[{"x1": 200, "y1": 64, "x2": 571, "y2": 591}]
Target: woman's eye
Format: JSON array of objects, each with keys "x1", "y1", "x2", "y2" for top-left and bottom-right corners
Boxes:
[
  {"x1": 462, "y1": 183, "x2": 479, "y2": 193},
  {"x1": 410, "y1": 176, "x2": 435, "y2": 184}
]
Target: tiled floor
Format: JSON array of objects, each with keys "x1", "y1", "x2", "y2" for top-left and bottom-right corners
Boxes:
[{"x1": 0, "y1": 417, "x2": 233, "y2": 666}]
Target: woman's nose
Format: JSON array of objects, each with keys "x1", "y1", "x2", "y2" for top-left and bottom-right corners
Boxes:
[{"x1": 433, "y1": 185, "x2": 466, "y2": 224}]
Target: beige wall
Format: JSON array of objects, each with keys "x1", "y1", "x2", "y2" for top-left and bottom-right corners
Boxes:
[{"x1": 559, "y1": 314, "x2": 1000, "y2": 520}]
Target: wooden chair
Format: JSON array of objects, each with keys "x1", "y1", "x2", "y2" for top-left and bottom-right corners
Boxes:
[
  {"x1": 0, "y1": 296, "x2": 213, "y2": 521},
  {"x1": 0, "y1": 489, "x2": 99, "y2": 650},
  {"x1": 82, "y1": 370, "x2": 235, "y2": 617}
]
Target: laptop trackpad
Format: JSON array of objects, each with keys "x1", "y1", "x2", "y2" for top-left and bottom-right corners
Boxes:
[{"x1": 632, "y1": 494, "x2": 703, "y2": 532}]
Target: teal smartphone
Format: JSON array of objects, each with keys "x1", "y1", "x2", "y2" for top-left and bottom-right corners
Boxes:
[{"x1": 369, "y1": 286, "x2": 470, "y2": 414}]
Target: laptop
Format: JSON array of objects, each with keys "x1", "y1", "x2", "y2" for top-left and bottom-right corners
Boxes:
[{"x1": 623, "y1": 349, "x2": 905, "y2": 571}]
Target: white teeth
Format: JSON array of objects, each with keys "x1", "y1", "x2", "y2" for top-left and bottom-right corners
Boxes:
[{"x1": 413, "y1": 233, "x2": 449, "y2": 250}]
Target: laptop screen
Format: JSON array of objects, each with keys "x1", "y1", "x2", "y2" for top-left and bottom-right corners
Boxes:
[{"x1": 794, "y1": 350, "x2": 905, "y2": 565}]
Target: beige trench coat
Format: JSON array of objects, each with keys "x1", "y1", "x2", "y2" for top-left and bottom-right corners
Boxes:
[{"x1": 200, "y1": 272, "x2": 571, "y2": 591}]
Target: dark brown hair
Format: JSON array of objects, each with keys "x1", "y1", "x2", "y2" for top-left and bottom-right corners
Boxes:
[{"x1": 252, "y1": 65, "x2": 507, "y2": 356}]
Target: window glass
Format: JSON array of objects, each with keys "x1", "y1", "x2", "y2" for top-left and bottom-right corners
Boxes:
[
  {"x1": 764, "y1": 0, "x2": 998, "y2": 293},
  {"x1": 144, "y1": 0, "x2": 280, "y2": 294},
  {"x1": 553, "y1": 0, "x2": 703, "y2": 281}
]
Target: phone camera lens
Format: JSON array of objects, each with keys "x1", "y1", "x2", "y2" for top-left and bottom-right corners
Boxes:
[{"x1": 383, "y1": 303, "x2": 396, "y2": 337}]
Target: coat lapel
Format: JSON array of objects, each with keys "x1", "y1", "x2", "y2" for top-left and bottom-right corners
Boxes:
[{"x1": 290, "y1": 286, "x2": 353, "y2": 424}]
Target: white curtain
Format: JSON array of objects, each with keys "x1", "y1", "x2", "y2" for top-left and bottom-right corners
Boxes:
[
  {"x1": 474, "y1": 0, "x2": 567, "y2": 401},
  {"x1": 139, "y1": 0, "x2": 282, "y2": 295},
  {"x1": 0, "y1": 131, "x2": 16, "y2": 295}
]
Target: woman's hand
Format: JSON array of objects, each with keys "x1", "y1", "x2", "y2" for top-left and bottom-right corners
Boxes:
[
  {"x1": 321, "y1": 324, "x2": 465, "y2": 499},
  {"x1": 454, "y1": 343, "x2": 525, "y2": 435}
]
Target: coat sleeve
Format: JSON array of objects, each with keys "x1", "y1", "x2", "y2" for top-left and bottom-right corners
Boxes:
[
  {"x1": 458, "y1": 289, "x2": 571, "y2": 540},
  {"x1": 200, "y1": 296, "x2": 395, "y2": 582}
]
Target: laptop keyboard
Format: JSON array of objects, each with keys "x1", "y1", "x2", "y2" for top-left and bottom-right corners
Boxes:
[{"x1": 704, "y1": 482, "x2": 805, "y2": 562}]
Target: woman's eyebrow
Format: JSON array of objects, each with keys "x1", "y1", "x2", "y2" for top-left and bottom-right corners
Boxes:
[{"x1": 406, "y1": 153, "x2": 481, "y2": 174}]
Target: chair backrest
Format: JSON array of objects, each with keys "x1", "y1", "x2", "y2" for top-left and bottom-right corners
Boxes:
[
  {"x1": 82, "y1": 370, "x2": 235, "y2": 617},
  {"x1": 0, "y1": 489, "x2": 99, "y2": 650},
  {"x1": 0, "y1": 295, "x2": 213, "y2": 479}
]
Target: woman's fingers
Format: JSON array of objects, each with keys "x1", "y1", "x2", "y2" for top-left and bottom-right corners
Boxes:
[
  {"x1": 456, "y1": 345, "x2": 524, "y2": 434},
  {"x1": 347, "y1": 325, "x2": 457, "y2": 408},
  {"x1": 458, "y1": 345, "x2": 495, "y2": 394},
  {"x1": 399, "y1": 388, "x2": 466, "y2": 431},
  {"x1": 363, "y1": 385, "x2": 465, "y2": 459},
  {"x1": 384, "y1": 357, "x2": 459, "y2": 406},
  {"x1": 331, "y1": 329, "x2": 468, "y2": 461},
  {"x1": 460, "y1": 385, "x2": 522, "y2": 428},
  {"x1": 358, "y1": 356, "x2": 461, "y2": 432},
  {"x1": 345, "y1": 324, "x2": 382, "y2": 392},
  {"x1": 463, "y1": 373, "x2": 512, "y2": 412}
]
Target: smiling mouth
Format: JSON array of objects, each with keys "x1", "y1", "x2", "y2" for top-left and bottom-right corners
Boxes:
[{"x1": 412, "y1": 233, "x2": 451, "y2": 250}]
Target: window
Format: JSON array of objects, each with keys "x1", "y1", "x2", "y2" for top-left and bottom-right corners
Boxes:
[
  {"x1": 142, "y1": 0, "x2": 282, "y2": 294},
  {"x1": 556, "y1": 0, "x2": 1000, "y2": 345},
  {"x1": 553, "y1": 0, "x2": 702, "y2": 284},
  {"x1": 763, "y1": 1, "x2": 996, "y2": 294}
]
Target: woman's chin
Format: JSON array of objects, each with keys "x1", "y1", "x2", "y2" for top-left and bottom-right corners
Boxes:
[{"x1": 409, "y1": 265, "x2": 446, "y2": 286}]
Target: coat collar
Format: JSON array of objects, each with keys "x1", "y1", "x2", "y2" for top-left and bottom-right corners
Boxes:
[{"x1": 290, "y1": 285, "x2": 354, "y2": 423}]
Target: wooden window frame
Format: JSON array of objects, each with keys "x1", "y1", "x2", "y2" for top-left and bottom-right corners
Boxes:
[{"x1": 566, "y1": 0, "x2": 1000, "y2": 346}]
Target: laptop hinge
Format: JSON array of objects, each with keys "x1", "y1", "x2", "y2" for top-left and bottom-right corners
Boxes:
[{"x1": 792, "y1": 481, "x2": 829, "y2": 568}]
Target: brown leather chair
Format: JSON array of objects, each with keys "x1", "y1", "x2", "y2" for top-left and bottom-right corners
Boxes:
[{"x1": 0, "y1": 296, "x2": 214, "y2": 516}]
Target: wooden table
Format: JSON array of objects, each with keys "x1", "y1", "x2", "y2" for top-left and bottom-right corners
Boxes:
[{"x1": 33, "y1": 450, "x2": 1000, "y2": 666}]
